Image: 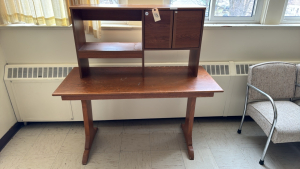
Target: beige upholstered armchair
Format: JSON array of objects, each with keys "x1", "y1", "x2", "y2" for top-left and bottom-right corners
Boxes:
[{"x1": 237, "y1": 62, "x2": 300, "y2": 165}]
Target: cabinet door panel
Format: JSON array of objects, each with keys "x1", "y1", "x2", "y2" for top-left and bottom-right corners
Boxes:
[
  {"x1": 172, "y1": 11, "x2": 204, "y2": 48},
  {"x1": 144, "y1": 10, "x2": 173, "y2": 49}
]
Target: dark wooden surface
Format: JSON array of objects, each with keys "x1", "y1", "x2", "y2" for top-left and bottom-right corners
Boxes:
[
  {"x1": 172, "y1": 11, "x2": 203, "y2": 48},
  {"x1": 144, "y1": 10, "x2": 173, "y2": 49},
  {"x1": 78, "y1": 42, "x2": 143, "y2": 58},
  {"x1": 53, "y1": 66, "x2": 223, "y2": 100},
  {"x1": 70, "y1": 4, "x2": 206, "y2": 10},
  {"x1": 78, "y1": 51, "x2": 143, "y2": 58},
  {"x1": 79, "y1": 42, "x2": 142, "y2": 52},
  {"x1": 81, "y1": 100, "x2": 98, "y2": 165},
  {"x1": 71, "y1": 9, "x2": 89, "y2": 78},
  {"x1": 78, "y1": 9, "x2": 142, "y2": 21},
  {"x1": 181, "y1": 97, "x2": 196, "y2": 160},
  {"x1": 188, "y1": 49, "x2": 201, "y2": 77}
]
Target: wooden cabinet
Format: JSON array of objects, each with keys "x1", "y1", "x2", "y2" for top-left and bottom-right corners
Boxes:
[
  {"x1": 172, "y1": 11, "x2": 203, "y2": 48},
  {"x1": 144, "y1": 10, "x2": 204, "y2": 49},
  {"x1": 144, "y1": 10, "x2": 173, "y2": 49}
]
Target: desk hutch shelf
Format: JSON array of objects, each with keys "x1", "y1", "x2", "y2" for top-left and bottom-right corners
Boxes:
[{"x1": 53, "y1": 4, "x2": 223, "y2": 165}]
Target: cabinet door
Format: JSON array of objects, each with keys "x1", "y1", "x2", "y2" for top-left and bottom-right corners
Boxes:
[
  {"x1": 172, "y1": 11, "x2": 204, "y2": 48},
  {"x1": 144, "y1": 10, "x2": 173, "y2": 49}
]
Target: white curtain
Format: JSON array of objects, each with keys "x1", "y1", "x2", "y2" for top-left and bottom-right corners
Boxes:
[
  {"x1": 0, "y1": 0, "x2": 71, "y2": 26},
  {"x1": 73, "y1": 0, "x2": 102, "y2": 39}
]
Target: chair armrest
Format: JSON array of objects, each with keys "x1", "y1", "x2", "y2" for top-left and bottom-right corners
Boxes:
[{"x1": 247, "y1": 83, "x2": 278, "y2": 132}]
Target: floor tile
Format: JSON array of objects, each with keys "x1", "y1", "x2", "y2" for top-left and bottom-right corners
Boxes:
[
  {"x1": 268, "y1": 145, "x2": 300, "y2": 169},
  {"x1": 121, "y1": 133, "x2": 150, "y2": 151},
  {"x1": 51, "y1": 153, "x2": 84, "y2": 169},
  {"x1": 194, "y1": 118, "x2": 226, "y2": 131},
  {"x1": 119, "y1": 151, "x2": 151, "y2": 169},
  {"x1": 211, "y1": 147, "x2": 252, "y2": 169},
  {"x1": 241, "y1": 147, "x2": 283, "y2": 169},
  {"x1": 148, "y1": 119, "x2": 184, "y2": 133},
  {"x1": 230, "y1": 131, "x2": 267, "y2": 148},
  {"x1": 205, "y1": 130, "x2": 237, "y2": 149},
  {"x1": 85, "y1": 153, "x2": 119, "y2": 169},
  {"x1": 68, "y1": 122, "x2": 85, "y2": 135},
  {"x1": 178, "y1": 131, "x2": 209, "y2": 150},
  {"x1": 0, "y1": 155, "x2": 23, "y2": 169},
  {"x1": 123, "y1": 120, "x2": 150, "y2": 134},
  {"x1": 0, "y1": 135, "x2": 37, "y2": 156},
  {"x1": 28, "y1": 134, "x2": 66, "y2": 156},
  {"x1": 15, "y1": 123, "x2": 45, "y2": 137},
  {"x1": 182, "y1": 148, "x2": 219, "y2": 169},
  {"x1": 150, "y1": 131, "x2": 181, "y2": 151},
  {"x1": 91, "y1": 133, "x2": 122, "y2": 153},
  {"x1": 59, "y1": 134, "x2": 85, "y2": 154},
  {"x1": 151, "y1": 150, "x2": 185, "y2": 169},
  {"x1": 16, "y1": 154, "x2": 56, "y2": 169},
  {"x1": 41, "y1": 123, "x2": 71, "y2": 135},
  {"x1": 96, "y1": 121, "x2": 124, "y2": 134}
]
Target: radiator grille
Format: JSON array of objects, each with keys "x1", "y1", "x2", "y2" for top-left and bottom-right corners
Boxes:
[
  {"x1": 6, "y1": 67, "x2": 73, "y2": 79},
  {"x1": 201, "y1": 65, "x2": 230, "y2": 75},
  {"x1": 236, "y1": 64, "x2": 253, "y2": 75}
]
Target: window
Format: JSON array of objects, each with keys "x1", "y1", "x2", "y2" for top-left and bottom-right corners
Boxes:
[
  {"x1": 170, "y1": 0, "x2": 263, "y2": 23},
  {"x1": 171, "y1": 0, "x2": 210, "y2": 17},
  {"x1": 209, "y1": 0, "x2": 263, "y2": 23},
  {"x1": 282, "y1": 0, "x2": 300, "y2": 23}
]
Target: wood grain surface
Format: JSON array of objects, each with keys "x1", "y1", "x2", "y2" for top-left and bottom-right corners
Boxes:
[
  {"x1": 144, "y1": 10, "x2": 173, "y2": 49},
  {"x1": 53, "y1": 66, "x2": 223, "y2": 100},
  {"x1": 172, "y1": 10, "x2": 203, "y2": 48},
  {"x1": 78, "y1": 42, "x2": 143, "y2": 58}
]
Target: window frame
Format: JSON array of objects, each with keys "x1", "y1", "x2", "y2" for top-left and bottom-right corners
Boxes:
[
  {"x1": 207, "y1": 0, "x2": 264, "y2": 24},
  {"x1": 281, "y1": 0, "x2": 300, "y2": 24}
]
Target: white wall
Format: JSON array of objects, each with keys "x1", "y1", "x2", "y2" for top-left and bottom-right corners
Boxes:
[
  {"x1": 0, "y1": 26, "x2": 299, "y2": 122},
  {"x1": 0, "y1": 45, "x2": 17, "y2": 138},
  {"x1": 0, "y1": 26, "x2": 299, "y2": 65}
]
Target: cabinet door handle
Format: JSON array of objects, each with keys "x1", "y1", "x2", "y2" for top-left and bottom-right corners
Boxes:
[{"x1": 145, "y1": 12, "x2": 149, "y2": 16}]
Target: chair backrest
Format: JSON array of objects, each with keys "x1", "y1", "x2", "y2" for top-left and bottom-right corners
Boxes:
[
  {"x1": 295, "y1": 64, "x2": 300, "y2": 98},
  {"x1": 248, "y1": 62, "x2": 297, "y2": 100}
]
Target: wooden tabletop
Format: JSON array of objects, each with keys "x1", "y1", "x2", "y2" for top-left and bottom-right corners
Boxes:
[
  {"x1": 70, "y1": 4, "x2": 206, "y2": 10},
  {"x1": 53, "y1": 66, "x2": 223, "y2": 100}
]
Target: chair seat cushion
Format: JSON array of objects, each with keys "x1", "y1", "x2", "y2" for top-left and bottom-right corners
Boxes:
[{"x1": 247, "y1": 101, "x2": 300, "y2": 143}]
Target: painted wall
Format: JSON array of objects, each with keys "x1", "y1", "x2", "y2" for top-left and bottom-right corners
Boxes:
[
  {"x1": 0, "y1": 26, "x2": 299, "y2": 65},
  {"x1": 0, "y1": 45, "x2": 17, "y2": 138},
  {"x1": 0, "y1": 26, "x2": 299, "y2": 123}
]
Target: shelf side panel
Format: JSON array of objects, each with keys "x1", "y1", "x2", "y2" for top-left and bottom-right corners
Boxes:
[{"x1": 71, "y1": 9, "x2": 89, "y2": 78}]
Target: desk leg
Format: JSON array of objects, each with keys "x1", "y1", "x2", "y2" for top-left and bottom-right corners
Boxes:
[
  {"x1": 81, "y1": 100, "x2": 98, "y2": 165},
  {"x1": 181, "y1": 97, "x2": 196, "y2": 160}
]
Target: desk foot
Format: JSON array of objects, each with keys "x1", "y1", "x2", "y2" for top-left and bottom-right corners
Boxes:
[
  {"x1": 181, "y1": 97, "x2": 196, "y2": 160},
  {"x1": 82, "y1": 127, "x2": 98, "y2": 165}
]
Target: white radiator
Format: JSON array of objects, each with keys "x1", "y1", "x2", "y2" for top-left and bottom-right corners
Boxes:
[{"x1": 3, "y1": 62, "x2": 275, "y2": 122}]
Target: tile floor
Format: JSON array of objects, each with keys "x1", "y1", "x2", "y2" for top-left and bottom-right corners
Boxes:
[{"x1": 1, "y1": 117, "x2": 300, "y2": 169}]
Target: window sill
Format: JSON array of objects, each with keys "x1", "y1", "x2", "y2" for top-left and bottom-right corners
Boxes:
[{"x1": 1, "y1": 23, "x2": 300, "y2": 30}]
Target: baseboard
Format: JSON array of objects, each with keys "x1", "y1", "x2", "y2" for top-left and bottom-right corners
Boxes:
[{"x1": 0, "y1": 122, "x2": 23, "y2": 152}]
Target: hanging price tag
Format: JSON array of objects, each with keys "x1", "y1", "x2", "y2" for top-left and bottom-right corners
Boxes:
[{"x1": 152, "y1": 8, "x2": 161, "y2": 22}]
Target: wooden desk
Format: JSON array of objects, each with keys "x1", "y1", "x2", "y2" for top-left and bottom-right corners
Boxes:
[
  {"x1": 53, "y1": 66, "x2": 223, "y2": 164},
  {"x1": 53, "y1": 4, "x2": 223, "y2": 165}
]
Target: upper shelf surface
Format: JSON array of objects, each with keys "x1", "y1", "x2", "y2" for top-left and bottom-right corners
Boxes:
[
  {"x1": 53, "y1": 66, "x2": 223, "y2": 100},
  {"x1": 70, "y1": 4, "x2": 206, "y2": 10},
  {"x1": 79, "y1": 42, "x2": 142, "y2": 52}
]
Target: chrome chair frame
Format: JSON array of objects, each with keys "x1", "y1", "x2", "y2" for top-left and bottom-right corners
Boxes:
[{"x1": 238, "y1": 83, "x2": 278, "y2": 165}]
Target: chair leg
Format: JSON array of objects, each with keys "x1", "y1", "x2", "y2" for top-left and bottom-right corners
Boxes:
[
  {"x1": 259, "y1": 121, "x2": 276, "y2": 165},
  {"x1": 238, "y1": 86, "x2": 249, "y2": 134}
]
